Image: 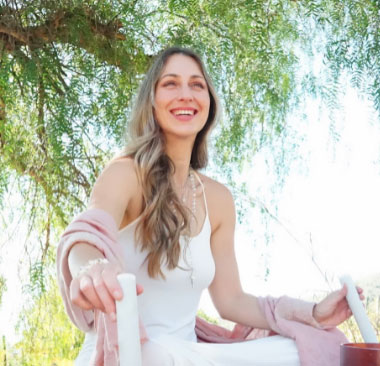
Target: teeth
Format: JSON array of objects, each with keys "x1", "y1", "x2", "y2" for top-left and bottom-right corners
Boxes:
[{"x1": 173, "y1": 110, "x2": 194, "y2": 116}]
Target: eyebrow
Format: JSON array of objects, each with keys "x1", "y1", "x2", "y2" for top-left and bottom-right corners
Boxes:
[{"x1": 160, "y1": 73, "x2": 205, "y2": 80}]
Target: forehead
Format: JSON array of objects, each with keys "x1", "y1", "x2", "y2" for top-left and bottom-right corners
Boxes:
[{"x1": 160, "y1": 54, "x2": 204, "y2": 78}]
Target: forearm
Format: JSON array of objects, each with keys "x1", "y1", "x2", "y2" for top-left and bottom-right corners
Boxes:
[
  {"x1": 220, "y1": 293, "x2": 322, "y2": 332},
  {"x1": 220, "y1": 292, "x2": 271, "y2": 330},
  {"x1": 68, "y1": 242, "x2": 105, "y2": 278}
]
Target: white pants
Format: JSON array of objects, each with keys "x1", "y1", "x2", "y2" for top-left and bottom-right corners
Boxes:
[{"x1": 75, "y1": 332, "x2": 300, "y2": 366}]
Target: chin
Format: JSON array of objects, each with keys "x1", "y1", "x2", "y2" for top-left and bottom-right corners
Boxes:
[
  {"x1": 162, "y1": 128, "x2": 201, "y2": 140},
  {"x1": 161, "y1": 123, "x2": 207, "y2": 138}
]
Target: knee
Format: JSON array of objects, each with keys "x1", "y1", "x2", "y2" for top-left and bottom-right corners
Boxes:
[{"x1": 141, "y1": 341, "x2": 175, "y2": 366}]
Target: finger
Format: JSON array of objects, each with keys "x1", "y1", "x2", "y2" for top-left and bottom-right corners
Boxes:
[
  {"x1": 356, "y1": 286, "x2": 363, "y2": 293},
  {"x1": 79, "y1": 275, "x2": 106, "y2": 312},
  {"x1": 356, "y1": 286, "x2": 365, "y2": 300},
  {"x1": 137, "y1": 284, "x2": 144, "y2": 295},
  {"x1": 93, "y1": 272, "x2": 117, "y2": 319},
  {"x1": 72, "y1": 291, "x2": 94, "y2": 310},
  {"x1": 102, "y1": 267, "x2": 124, "y2": 301},
  {"x1": 335, "y1": 284, "x2": 348, "y2": 301},
  {"x1": 70, "y1": 278, "x2": 94, "y2": 310}
]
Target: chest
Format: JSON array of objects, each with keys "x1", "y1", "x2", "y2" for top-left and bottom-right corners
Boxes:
[{"x1": 118, "y1": 218, "x2": 215, "y2": 291}]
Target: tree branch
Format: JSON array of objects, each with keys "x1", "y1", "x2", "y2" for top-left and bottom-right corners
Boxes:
[
  {"x1": 37, "y1": 74, "x2": 48, "y2": 157},
  {"x1": 0, "y1": 95, "x2": 5, "y2": 149},
  {"x1": 0, "y1": 5, "x2": 126, "y2": 53},
  {"x1": 41, "y1": 205, "x2": 51, "y2": 263}
]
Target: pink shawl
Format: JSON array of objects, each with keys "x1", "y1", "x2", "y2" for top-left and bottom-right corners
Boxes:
[{"x1": 57, "y1": 208, "x2": 347, "y2": 365}]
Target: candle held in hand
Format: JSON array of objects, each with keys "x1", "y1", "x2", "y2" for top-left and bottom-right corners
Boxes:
[
  {"x1": 116, "y1": 273, "x2": 142, "y2": 366},
  {"x1": 339, "y1": 274, "x2": 378, "y2": 344}
]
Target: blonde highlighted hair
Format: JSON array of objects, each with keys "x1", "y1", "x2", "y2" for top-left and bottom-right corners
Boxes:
[{"x1": 124, "y1": 47, "x2": 220, "y2": 278}]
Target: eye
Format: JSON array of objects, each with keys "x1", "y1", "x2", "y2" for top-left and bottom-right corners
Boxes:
[
  {"x1": 191, "y1": 82, "x2": 205, "y2": 89},
  {"x1": 162, "y1": 80, "x2": 176, "y2": 87}
]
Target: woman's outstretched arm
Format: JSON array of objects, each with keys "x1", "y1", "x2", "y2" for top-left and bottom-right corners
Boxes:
[
  {"x1": 68, "y1": 158, "x2": 143, "y2": 320},
  {"x1": 207, "y1": 180, "x2": 363, "y2": 330},
  {"x1": 207, "y1": 181, "x2": 271, "y2": 329}
]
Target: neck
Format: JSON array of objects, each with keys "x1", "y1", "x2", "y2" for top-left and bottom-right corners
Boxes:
[{"x1": 165, "y1": 136, "x2": 194, "y2": 187}]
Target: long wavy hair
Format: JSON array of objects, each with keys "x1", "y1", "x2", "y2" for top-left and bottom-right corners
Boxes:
[{"x1": 124, "y1": 47, "x2": 220, "y2": 278}]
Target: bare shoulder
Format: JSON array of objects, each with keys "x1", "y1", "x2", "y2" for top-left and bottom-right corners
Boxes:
[
  {"x1": 102, "y1": 156, "x2": 137, "y2": 180},
  {"x1": 88, "y1": 156, "x2": 139, "y2": 227},
  {"x1": 198, "y1": 173, "x2": 233, "y2": 200},
  {"x1": 196, "y1": 172, "x2": 235, "y2": 232},
  {"x1": 91, "y1": 157, "x2": 139, "y2": 196}
]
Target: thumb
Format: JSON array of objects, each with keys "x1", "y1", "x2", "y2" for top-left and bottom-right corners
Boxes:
[{"x1": 338, "y1": 284, "x2": 348, "y2": 300}]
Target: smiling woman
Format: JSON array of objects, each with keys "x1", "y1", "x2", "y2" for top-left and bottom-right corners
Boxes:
[
  {"x1": 154, "y1": 55, "x2": 210, "y2": 140},
  {"x1": 57, "y1": 47, "x2": 360, "y2": 366}
]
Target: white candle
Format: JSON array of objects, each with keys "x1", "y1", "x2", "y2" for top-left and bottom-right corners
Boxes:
[
  {"x1": 116, "y1": 273, "x2": 142, "y2": 366},
  {"x1": 339, "y1": 274, "x2": 378, "y2": 343}
]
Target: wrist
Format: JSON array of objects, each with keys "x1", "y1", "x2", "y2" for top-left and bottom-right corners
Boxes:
[
  {"x1": 68, "y1": 242, "x2": 105, "y2": 277},
  {"x1": 312, "y1": 303, "x2": 320, "y2": 322},
  {"x1": 312, "y1": 303, "x2": 334, "y2": 329},
  {"x1": 75, "y1": 257, "x2": 109, "y2": 278}
]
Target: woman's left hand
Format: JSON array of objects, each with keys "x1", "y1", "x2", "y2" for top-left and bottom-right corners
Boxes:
[{"x1": 313, "y1": 284, "x2": 365, "y2": 327}]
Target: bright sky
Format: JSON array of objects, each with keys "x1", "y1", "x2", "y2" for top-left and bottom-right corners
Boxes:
[
  {"x1": 1, "y1": 79, "x2": 380, "y2": 342},
  {"x1": 200, "y1": 83, "x2": 380, "y2": 317}
]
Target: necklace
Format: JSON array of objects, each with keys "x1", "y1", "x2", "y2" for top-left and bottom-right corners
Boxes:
[
  {"x1": 184, "y1": 170, "x2": 196, "y2": 288},
  {"x1": 171, "y1": 169, "x2": 197, "y2": 287},
  {"x1": 174, "y1": 174, "x2": 189, "y2": 203}
]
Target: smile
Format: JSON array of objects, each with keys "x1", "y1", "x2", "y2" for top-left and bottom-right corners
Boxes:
[{"x1": 170, "y1": 108, "x2": 198, "y2": 116}]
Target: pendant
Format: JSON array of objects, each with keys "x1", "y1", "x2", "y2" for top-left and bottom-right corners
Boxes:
[{"x1": 190, "y1": 272, "x2": 195, "y2": 288}]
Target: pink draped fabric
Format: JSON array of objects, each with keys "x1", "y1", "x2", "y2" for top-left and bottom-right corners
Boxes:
[
  {"x1": 57, "y1": 208, "x2": 148, "y2": 365},
  {"x1": 57, "y1": 208, "x2": 347, "y2": 365},
  {"x1": 258, "y1": 296, "x2": 348, "y2": 365}
]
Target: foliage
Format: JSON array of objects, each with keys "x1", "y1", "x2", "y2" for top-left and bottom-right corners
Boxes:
[
  {"x1": 0, "y1": 0, "x2": 310, "y2": 235},
  {"x1": 1, "y1": 0, "x2": 380, "y2": 362},
  {"x1": 321, "y1": 0, "x2": 380, "y2": 111},
  {"x1": 10, "y1": 275, "x2": 83, "y2": 366},
  {"x1": 1, "y1": 0, "x2": 379, "y2": 253},
  {"x1": 197, "y1": 308, "x2": 219, "y2": 325},
  {"x1": 0, "y1": 274, "x2": 6, "y2": 306}
]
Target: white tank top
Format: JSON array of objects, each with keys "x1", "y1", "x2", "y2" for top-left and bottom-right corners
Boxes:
[{"x1": 118, "y1": 173, "x2": 215, "y2": 342}]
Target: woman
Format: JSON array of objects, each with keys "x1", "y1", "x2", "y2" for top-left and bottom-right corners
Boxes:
[{"x1": 59, "y1": 47, "x2": 361, "y2": 365}]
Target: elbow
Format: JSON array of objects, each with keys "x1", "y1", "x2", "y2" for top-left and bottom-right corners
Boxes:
[
  {"x1": 215, "y1": 293, "x2": 244, "y2": 321},
  {"x1": 219, "y1": 309, "x2": 234, "y2": 322}
]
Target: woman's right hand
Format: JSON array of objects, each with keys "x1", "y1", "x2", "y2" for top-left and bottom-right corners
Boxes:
[{"x1": 70, "y1": 259, "x2": 144, "y2": 321}]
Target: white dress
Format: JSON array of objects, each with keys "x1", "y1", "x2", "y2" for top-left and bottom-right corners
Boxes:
[{"x1": 75, "y1": 175, "x2": 300, "y2": 365}]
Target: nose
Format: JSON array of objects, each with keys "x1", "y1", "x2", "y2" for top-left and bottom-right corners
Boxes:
[{"x1": 177, "y1": 85, "x2": 193, "y2": 101}]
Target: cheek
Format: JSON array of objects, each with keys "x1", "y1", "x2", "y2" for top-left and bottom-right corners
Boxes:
[
  {"x1": 155, "y1": 88, "x2": 174, "y2": 105},
  {"x1": 206, "y1": 99, "x2": 211, "y2": 111},
  {"x1": 200, "y1": 91, "x2": 210, "y2": 107},
  {"x1": 202, "y1": 97, "x2": 211, "y2": 115},
  {"x1": 154, "y1": 95, "x2": 164, "y2": 111},
  {"x1": 153, "y1": 96, "x2": 168, "y2": 121}
]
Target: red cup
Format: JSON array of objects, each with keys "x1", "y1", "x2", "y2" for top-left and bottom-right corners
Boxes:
[{"x1": 340, "y1": 343, "x2": 380, "y2": 365}]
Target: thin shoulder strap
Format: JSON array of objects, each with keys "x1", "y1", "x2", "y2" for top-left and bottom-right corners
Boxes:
[{"x1": 192, "y1": 171, "x2": 208, "y2": 216}]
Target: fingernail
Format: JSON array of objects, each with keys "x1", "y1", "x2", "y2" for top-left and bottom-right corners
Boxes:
[
  {"x1": 110, "y1": 312, "x2": 116, "y2": 322},
  {"x1": 114, "y1": 291, "x2": 121, "y2": 299}
]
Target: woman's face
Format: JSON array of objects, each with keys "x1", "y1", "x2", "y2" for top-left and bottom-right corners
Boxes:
[{"x1": 154, "y1": 54, "x2": 210, "y2": 140}]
